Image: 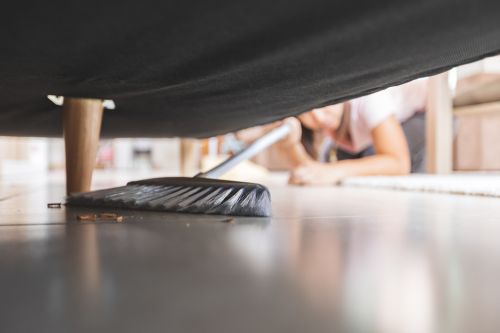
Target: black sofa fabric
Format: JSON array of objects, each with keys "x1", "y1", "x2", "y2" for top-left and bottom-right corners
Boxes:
[{"x1": 1, "y1": 0, "x2": 499, "y2": 138}]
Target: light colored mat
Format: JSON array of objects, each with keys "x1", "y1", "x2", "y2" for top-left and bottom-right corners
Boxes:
[{"x1": 342, "y1": 174, "x2": 500, "y2": 198}]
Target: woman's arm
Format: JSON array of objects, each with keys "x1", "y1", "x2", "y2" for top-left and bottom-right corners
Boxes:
[{"x1": 289, "y1": 116, "x2": 411, "y2": 185}]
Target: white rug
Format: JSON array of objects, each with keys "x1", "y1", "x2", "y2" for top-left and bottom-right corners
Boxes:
[{"x1": 342, "y1": 174, "x2": 500, "y2": 198}]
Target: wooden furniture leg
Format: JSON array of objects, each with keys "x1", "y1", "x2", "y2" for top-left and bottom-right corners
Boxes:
[
  {"x1": 426, "y1": 72, "x2": 453, "y2": 174},
  {"x1": 63, "y1": 98, "x2": 104, "y2": 195},
  {"x1": 180, "y1": 139, "x2": 201, "y2": 176}
]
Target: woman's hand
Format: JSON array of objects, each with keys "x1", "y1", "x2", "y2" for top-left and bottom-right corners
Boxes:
[
  {"x1": 289, "y1": 161, "x2": 345, "y2": 186},
  {"x1": 280, "y1": 117, "x2": 303, "y2": 146}
]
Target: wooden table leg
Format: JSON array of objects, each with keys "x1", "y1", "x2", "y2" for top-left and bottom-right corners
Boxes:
[
  {"x1": 63, "y1": 98, "x2": 104, "y2": 195},
  {"x1": 426, "y1": 73, "x2": 453, "y2": 174},
  {"x1": 180, "y1": 139, "x2": 201, "y2": 176}
]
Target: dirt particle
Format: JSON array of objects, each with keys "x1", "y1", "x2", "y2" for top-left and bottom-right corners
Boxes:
[
  {"x1": 98, "y1": 213, "x2": 118, "y2": 220},
  {"x1": 77, "y1": 213, "x2": 124, "y2": 223},
  {"x1": 77, "y1": 214, "x2": 97, "y2": 221},
  {"x1": 47, "y1": 203, "x2": 62, "y2": 209}
]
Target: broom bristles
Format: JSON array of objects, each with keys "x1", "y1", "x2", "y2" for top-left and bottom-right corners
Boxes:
[{"x1": 66, "y1": 177, "x2": 272, "y2": 217}]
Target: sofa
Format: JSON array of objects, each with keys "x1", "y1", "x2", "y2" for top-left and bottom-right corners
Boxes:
[{"x1": 1, "y1": 0, "x2": 499, "y2": 192}]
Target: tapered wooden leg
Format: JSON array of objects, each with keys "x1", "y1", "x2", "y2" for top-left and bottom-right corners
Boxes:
[
  {"x1": 180, "y1": 139, "x2": 201, "y2": 176},
  {"x1": 63, "y1": 98, "x2": 104, "y2": 195},
  {"x1": 426, "y1": 72, "x2": 453, "y2": 174}
]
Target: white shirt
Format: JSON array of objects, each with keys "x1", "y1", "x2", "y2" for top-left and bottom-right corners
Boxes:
[{"x1": 338, "y1": 78, "x2": 428, "y2": 153}]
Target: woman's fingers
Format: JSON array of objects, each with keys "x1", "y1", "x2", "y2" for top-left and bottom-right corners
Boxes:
[
  {"x1": 281, "y1": 117, "x2": 302, "y2": 145},
  {"x1": 289, "y1": 166, "x2": 312, "y2": 185},
  {"x1": 289, "y1": 162, "x2": 344, "y2": 186}
]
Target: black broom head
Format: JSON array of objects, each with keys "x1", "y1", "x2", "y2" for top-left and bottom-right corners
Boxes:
[{"x1": 66, "y1": 177, "x2": 272, "y2": 217}]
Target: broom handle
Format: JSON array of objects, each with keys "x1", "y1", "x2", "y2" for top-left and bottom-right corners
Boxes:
[{"x1": 197, "y1": 123, "x2": 292, "y2": 179}]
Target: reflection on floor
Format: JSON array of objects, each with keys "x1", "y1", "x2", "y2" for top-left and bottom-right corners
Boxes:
[{"x1": 1, "y1": 172, "x2": 500, "y2": 333}]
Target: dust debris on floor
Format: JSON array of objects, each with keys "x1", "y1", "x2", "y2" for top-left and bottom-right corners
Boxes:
[
  {"x1": 77, "y1": 213, "x2": 124, "y2": 223},
  {"x1": 77, "y1": 214, "x2": 97, "y2": 221},
  {"x1": 98, "y1": 213, "x2": 120, "y2": 220},
  {"x1": 47, "y1": 202, "x2": 62, "y2": 208},
  {"x1": 221, "y1": 218, "x2": 235, "y2": 224}
]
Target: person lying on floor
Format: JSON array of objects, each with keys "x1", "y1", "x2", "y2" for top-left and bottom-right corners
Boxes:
[{"x1": 288, "y1": 78, "x2": 428, "y2": 185}]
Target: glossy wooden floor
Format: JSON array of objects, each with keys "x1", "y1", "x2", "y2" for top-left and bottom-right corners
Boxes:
[{"x1": 1, "y1": 173, "x2": 500, "y2": 333}]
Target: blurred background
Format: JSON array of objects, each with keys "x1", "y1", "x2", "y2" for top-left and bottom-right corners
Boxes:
[{"x1": 2, "y1": 56, "x2": 500, "y2": 183}]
